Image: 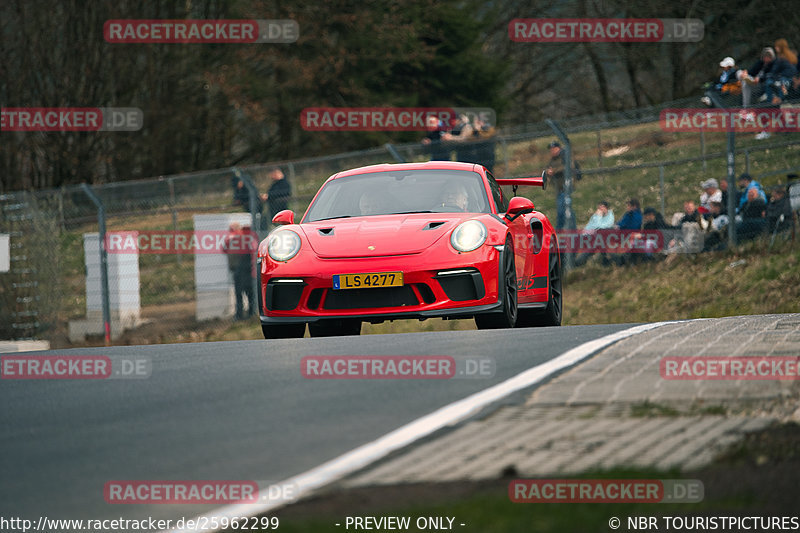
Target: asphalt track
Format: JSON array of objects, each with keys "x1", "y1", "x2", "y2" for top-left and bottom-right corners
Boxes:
[{"x1": 0, "y1": 324, "x2": 635, "y2": 528}]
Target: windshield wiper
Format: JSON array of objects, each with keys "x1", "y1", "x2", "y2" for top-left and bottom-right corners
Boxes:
[{"x1": 392, "y1": 210, "x2": 435, "y2": 214}]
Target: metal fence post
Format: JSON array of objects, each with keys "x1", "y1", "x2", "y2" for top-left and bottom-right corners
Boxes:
[
  {"x1": 705, "y1": 91, "x2": 737, "y2": 249},
  {"x1": 700, "y1": 130, "x2": 706, "y2": 172},
  {"x1": 168, "y1": 177, "x2": 181, "y2": 264},
  {"x1": 659, "y1": 165, "x2": 666, "y2": 216},
  {"x1": 385, "y1": 143, "x2": 406, "y2": 163},
  {"x1": 80, "y1": 183, "x2": 111, "y2": 346}
]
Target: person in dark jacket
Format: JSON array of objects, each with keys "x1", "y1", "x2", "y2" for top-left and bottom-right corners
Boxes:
[
  {"x1": 739, "y1": 47, "x2": 798, "y2": 107},
  {"x1": 223, "y1": 223, "x2": 256, "y2": 320},
  {"x1": 265, "y1": 167, "x2": 291, "y2": 222},
  {"x1": 616, "y1": 198, "x2": 643, "y2": 230},
  {"x1": 421, "y1": 115, "x2": 451, "y2": 161},
  {"x1": 766, "y1": 186, "x2": 793, "y2": 234},
  {"x1": 736, "y1": 187, "x2": 767, "y2": 241}
]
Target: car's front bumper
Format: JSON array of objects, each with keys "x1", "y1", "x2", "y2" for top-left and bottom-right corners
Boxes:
[{"x1": 258, "y1": 244, "x2": 504, "y2": 325}]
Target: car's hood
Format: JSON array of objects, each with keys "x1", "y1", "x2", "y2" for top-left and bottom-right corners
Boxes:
[{"x1": 300, "y1": 213, "x2": 474, "y2": 258}]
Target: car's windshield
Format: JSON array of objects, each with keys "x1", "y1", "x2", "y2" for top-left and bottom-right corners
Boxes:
[{"x1": 303, "y1": 169, "x2": 490, "y2": 222}]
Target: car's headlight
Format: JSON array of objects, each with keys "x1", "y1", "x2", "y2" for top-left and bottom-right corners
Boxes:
[
  {"x1": 450, "y1": 220, "x2": 487, "y2": 252},
  {"x1": 267, "y1": 230, "x2": 301, "y2": 261}
]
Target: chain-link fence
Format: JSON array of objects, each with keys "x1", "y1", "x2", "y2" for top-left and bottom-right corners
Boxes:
[{"x1": 2, "y1": 101, "x2": 799, "y2": 346}]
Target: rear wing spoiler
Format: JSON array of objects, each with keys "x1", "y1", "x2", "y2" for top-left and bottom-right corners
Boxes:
[{"x1": 495, "y1": 171, "x2": 547, "y2": 191}]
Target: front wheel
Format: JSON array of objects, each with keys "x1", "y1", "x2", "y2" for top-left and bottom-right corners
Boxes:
[
  {"x1": 262, "y1": 323, "x2": 306, "y2": 339},
  {"x1": 475, "y1": 238, "x2": 517, "y2": 329}
]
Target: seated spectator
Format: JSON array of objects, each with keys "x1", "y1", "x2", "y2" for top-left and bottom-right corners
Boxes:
[
  {"x1": 612, "y1": 198, "x2": 642, "y2": 265},
  {"x1": 775, "y1": 38, "x2": 799, "y2": 64},
  {"x1": 765, "y1": 185, "x2": 793, "y2": 234},
  {"x1": 775, "y1": 39, "x2": 799, "y2": 98},
  {"x1": 736, "y1": 187, "x2": 767, "y2": 240},
  {"x1": 574, "y1": 201, "x2": 615, "y2": 266},
  {"x1": 737, "y1": 173, "x2": 767, "y2": 213},
  {"x1": 671, "y1": 200, "x2": 700, "y2": 227},
  {"x1": 702, "y1": 57, "x2": 740, "y2": 106},
  {"x1": 585, "y1": 201, "x2": 615, "y2": 230},
  {"x1": 616, "y1": 198, "x2": 642, "y2": 230},
  {"x1": 637, "y1": 207, "x2": 673, "y2": 261},
  {"x1": 708, "y1": 201, "x2": 730, "y2": 231},
  {"x1": 719, "y1": 178, "x2": 738, "y2": 208},
  {"x1": 703, "y1": 201, "x2": 730, "y2": 251},
  {"x1": 641, "y1": 207, "x2": 671, "y2": 230},
  {"x1": 739, "y1": 47, "x2": 798, "y2": 107},
  {"x1": 699, "y1": 178, "x2": 722, "y2": 212}
]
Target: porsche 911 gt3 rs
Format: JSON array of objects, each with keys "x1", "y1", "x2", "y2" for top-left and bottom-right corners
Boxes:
[{"x1": 257, "y1": 161, "x2": 561, "y2": 338}]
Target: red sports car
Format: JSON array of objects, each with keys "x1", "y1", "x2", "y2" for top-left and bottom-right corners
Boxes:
[{"x1": 257, "y1": 161, "x2": 561, "y2": 338}]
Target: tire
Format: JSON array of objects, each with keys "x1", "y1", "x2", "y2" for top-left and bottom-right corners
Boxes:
[
  {"x1": 308, "y1": 318, "x2": 362, "y2": 337},
  {"x1": 262, "y1": 323, "x2": 306, "y2": 339},
  {"x1": 517, "y1": 243, "x2": 562, "y2": 327},
  {"x1": 475, "y1": 238, "x2": 517, "y2": 329}
]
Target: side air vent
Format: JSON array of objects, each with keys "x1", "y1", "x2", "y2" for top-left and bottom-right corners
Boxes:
[
  {"x1": 423, "y1": 221, "x2": 446, "y2": 230},
  {"x1": 318, "y1": 228, "x2": 334, "y2": 235}
]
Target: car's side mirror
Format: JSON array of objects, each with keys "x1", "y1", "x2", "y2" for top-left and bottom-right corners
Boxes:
[
  {"x1": 540, "y1": 169, "x2": 548, "y2": 191},
  {"x1": 504, "y1": 196, "x2": 535, "y2": 222},
  {"x1": 272, "y1": 210, "x2": 295, "y2": 226}
]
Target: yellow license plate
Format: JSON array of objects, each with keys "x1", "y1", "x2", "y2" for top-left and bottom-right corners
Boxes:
[{"x1": 333, "y1": 272, "x2": 403, "y2": 290}]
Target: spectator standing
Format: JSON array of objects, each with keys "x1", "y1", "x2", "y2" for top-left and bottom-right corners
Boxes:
[
  {"x1": 422, "y1": 115, "x2": 451, "y2": 161},
  {"x1": 232, "y1": 177, "x2": 250, "y2": 209},
  {"x1": 223, "y1": 223, "x2": 256, "y2": 320},
  {"x1": 546, "y1": 141, "x2": 581, "y2": 229},
  {"x1": 471, "y1": 116, "x2": 497, "y2": 172},
  {"x1": 265, "y1": 167, "x2": 291, "y2": 222}
]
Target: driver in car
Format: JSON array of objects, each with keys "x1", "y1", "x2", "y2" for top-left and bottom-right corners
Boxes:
[
  {"x1": 438, "y1": 184, "x2": 469, "y2": 211},
  {"x1": 359, "y1": 190, "x2": 390, "y2": 215}
]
